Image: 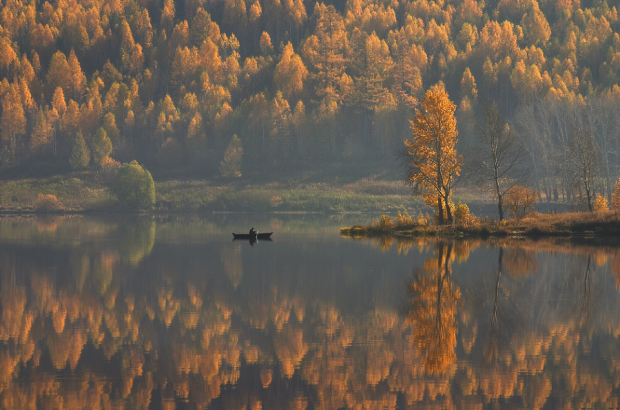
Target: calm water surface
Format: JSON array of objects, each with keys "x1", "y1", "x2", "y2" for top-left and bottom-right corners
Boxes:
[{"x1": 1, "y1": 214, "x2": 620, "y2": 409}]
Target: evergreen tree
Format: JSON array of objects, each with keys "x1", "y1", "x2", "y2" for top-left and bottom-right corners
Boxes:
[
  {"x1": 69, "y1": 132, "x2": 90, "y2": 170},
  {"x1": 220, "y1": 134, "x2": 243, "y2": 177},
  {"x1": 92, "y1": 127, "x2": 112, "y2": 166}
]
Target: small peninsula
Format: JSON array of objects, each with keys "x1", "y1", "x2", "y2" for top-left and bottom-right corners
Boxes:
[{"x1": 340, "y1": 210, "x2": 620, "y2": 238}]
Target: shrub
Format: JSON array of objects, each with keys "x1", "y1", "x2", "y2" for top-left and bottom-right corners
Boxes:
[
  {"x1": 97, "y1": 157, "x2": 121, "y2": 186},
  {"x1": 113, "y1": 160, "x2": 156, "y2": 208},
  {"x1": 396, "y1": 209, "x2": 416, "y2": 226},
  {"x1": 593, "y1": 194, "x2": 608, "y2": 211},
  {"x1": 454, "y1": 201, "x2": 474, "y2": 224},
  {"x1": 35, "y1": 194, "x2": 61, "y2": 212},
  {"x1": 372, "y1": 214, "x2": 394, "y2": 230},
  {"x1": 417, "y1": 211, "x2": 428, "y2": 225},
  {"x1": 270, "y1": 195, "x2": 283, "y2": 207},
  {"x1": 505, "y1": 185, "x2": 538, "y2": 220}
]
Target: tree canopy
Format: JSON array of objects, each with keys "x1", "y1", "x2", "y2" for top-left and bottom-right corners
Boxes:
[
  {"x1": 113, "y1": 160, "x2": 156, "y2": 208},
  {"x1": 0, "y1": 0, "x2": 617, "y2": 181},
  {"x1": 405, "y1": 84, "x2": 462, "y2": 224}
]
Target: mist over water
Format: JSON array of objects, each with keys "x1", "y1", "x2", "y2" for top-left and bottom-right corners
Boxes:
[{"x1": 0, "y1": 214, "x2": 619, "y2": 409}]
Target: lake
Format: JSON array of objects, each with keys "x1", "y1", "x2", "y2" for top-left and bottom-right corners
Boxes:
[{"x1": 0, "y1": 214, "x2": 619, "y2": 409}]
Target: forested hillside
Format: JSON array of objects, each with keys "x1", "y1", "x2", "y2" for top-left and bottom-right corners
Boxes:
[{"x1": 0, "y1": 0, "x2": 619, "y2": 186}]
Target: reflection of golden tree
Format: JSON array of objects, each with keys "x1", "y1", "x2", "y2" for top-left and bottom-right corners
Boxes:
[
  {"x1": 522, "y1": 374, "x2": 552, "y2": 410},
  {"x1": 505, "y1": 246, "x2": 538, "y2": 277},
  {"x1": 406, "y1": 241, "x2": 460, "y2": 374},
  {"x1": 221, "y1": 245, "x2": 243, "y2": 288},
  {"x1": 270, "y1": 218, "x2": 283, "y2": 231},
  {"x1": 275, "y1": 326, "x2": 308, "y2": 378},
  {"x1": 612, "y1": 256, "x2": 620, "y2": 290},
  {"x1": 371, "y1": 236, "x2": 395, "y2": 252}
]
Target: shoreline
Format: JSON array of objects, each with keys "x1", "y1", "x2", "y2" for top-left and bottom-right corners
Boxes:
[{"x1": 340, "y1": 211, "x2": 620, "y2": 238}]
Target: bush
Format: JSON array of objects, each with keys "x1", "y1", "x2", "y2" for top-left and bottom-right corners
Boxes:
[
  {"x1": 113, "y1": 160, "x2": 156, "y2": 208},
  {"x1": 372, "y1": 214, "x2": 394, "y2": 230},
  {"x1": 396, "y1": 209, "x2": 416, "y2": 226},
  {"x1": 97, "y1": 157, "x2": 121, "y2": 186},
  {"x1": 454, "y1": 201, "x2": 474, "y2": 224},
  {"x1": 593, "y1": 194, "x2": 608, "y2": 211},
  {"x1": 270, "y1": 195, "x2": 283, "y2": 207},
  {"x1": 505, "y1": 185, "x2": 538, "y2": 220},
  {"x1": 35, "y1": 194, "x2": 61, "y2": 212}
]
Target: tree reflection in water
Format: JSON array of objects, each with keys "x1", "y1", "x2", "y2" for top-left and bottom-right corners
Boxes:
[
  {"x1": 406, "y1": 241, "x2": 460, "y2": 374},
  {"x1": 0, "y1": 218, "x2": 619, "y2": 409}
]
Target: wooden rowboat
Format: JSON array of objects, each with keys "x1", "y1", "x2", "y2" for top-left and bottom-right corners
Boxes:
[{"x1": 232, "y1": 232, "x2": 273, "y2": 239}]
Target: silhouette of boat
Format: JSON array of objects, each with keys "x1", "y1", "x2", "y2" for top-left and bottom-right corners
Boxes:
[{"x1": 232, "y1": 232, "x2": 273, "y2": 239}]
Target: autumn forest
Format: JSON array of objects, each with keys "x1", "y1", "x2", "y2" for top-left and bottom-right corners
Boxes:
[{"x1": 2, "y1": 0, "x2": 620, "y2": 191}]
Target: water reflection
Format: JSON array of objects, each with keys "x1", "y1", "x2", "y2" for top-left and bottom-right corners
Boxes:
[
  {"x1": 0, "y1": 216, "x2": 620, "y2": 409},
  {"x1": 232, "y1": 237, "x2": 273, "y2": 246},
  {"x1": 406, "y1": 241, "x2": 459, "y2": 374}
]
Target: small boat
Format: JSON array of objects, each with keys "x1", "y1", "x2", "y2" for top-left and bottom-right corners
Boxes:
[{"x1": 232, "y1": 232, "x2": 273, "y2": 239}]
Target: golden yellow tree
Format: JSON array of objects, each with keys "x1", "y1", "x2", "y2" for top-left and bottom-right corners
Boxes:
[
  {"x1": 404, "y1": 84, "x2": 463, "y2": 224},
  {"x1": 273, "y1": 42, "x2": 308, "y2": 100}
]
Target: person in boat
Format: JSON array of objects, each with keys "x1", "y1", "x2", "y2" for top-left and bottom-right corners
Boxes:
[{"x1": 249, "y1": 227, "x2": 257, "y2": 235}]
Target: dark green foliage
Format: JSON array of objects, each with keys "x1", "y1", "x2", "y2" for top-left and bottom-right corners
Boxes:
[
  {"x1": 92, "y1": 127, "x2": 112, "y2": 166},
  {"x1": 69, "y1": 133, "x2": 90, "y2": 170},
  {"x1": 113, "y1": 160, "x2": 156, "y2": 208}
]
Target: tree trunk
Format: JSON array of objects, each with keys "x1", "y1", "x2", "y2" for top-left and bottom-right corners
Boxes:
[
  {"x1": 498, "y1": 193, "x2": 504, "y2": 221},
  {"x1": 445, "y1": 197, "x2": 453, "y2": 224},
  {"x1": 437, "y1": 195, "x2": 444, "y2": 225}
]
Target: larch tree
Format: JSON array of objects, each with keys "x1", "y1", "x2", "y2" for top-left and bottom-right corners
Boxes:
[
  {"x1": 69, "y1": 132, "x2": 90, "y2": 170},
  {"x1": 92, "y1": 127, "x2": 113, "y2": 166},
  {"x1": 30, "y1": 107, "x2": 54, "y2": 156},
  {"x1": 404, "y1": 84, "x2": 463, "y2": 224},
  {"x1": 68, "y1": 49, "x2": 86, "y2": 102},
  {"x1": 1, "y1": 83, "x2": 26, "y2": 162},
  {"x1": 270, "y1": 91, "x2": 292, "y2": 157},
  {"x1": 46, "y1": 51, "x2": 72, "y2": 97},
  {"x1": 273, "y1": 42, "x2": 308, "y2": 100},
  {"x1": 0, "y1": 37, "x2": 16, "y2": 70},
  {"x1": 220, "y1": 134, "x2": 243, "y2": 177}
]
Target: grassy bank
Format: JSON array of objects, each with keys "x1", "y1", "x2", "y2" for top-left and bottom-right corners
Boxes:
[
  {"x1": 0, "y1": 172, "x2": 425, "y2": 213},
  {"x1": 340, "y1": 210, "x2": 620, "y2": 238}
]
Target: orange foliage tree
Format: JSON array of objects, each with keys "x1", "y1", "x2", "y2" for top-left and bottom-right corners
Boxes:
[
  {"x1": 404, "y1": 84, "x2": 463, "y2": 224},
  {"x1": 504, "y1": 184, "x2": 538, "y2": 220}
]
